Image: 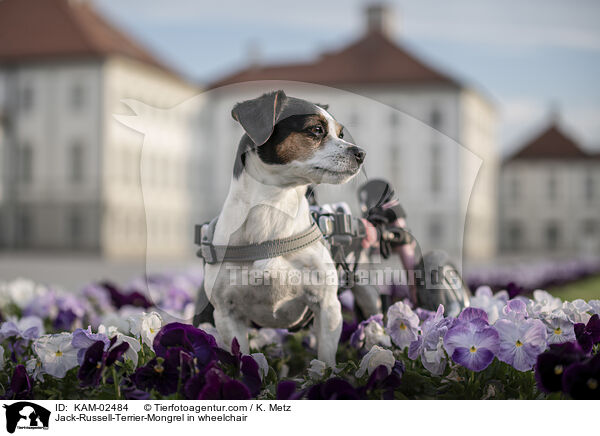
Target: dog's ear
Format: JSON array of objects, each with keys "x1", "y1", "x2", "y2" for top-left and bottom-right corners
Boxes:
[{"x1": 231, "y1": 90, "x2": 288, "y2": 146}]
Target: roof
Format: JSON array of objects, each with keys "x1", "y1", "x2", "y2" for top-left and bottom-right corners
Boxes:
[
  {"x1": 209, "y1": 30, "x2": 460, "y2": 89},
  {"x1": 507, "y1": 123, "x2": 596, "y2": 162},
  {"x1": 0, "y1": 0, "x2": 181, "y2": 79}
]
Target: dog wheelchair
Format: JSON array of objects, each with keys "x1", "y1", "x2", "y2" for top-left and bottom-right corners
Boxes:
[{"x1": 193, "y1": 179, "x2": 471, "y2": 326}]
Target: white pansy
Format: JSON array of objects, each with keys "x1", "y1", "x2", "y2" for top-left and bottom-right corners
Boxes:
[
  {"x1": 562, "y1": 299, "x2": 592, "y2": 324},
  {"x1": 97, "y1": 324, "x2": 141, "y2": 366},
  {"x1": 527, "y1": 290, "x2": 563, "y2": 318},
  {"x1": 249, "y1": 328, "x2": 285, "y2": 350},
  {"x1": 251, "y1": 353, "x2": 269, "y2": 380},
  {"x1": 469, "y1": 286, "x2": 509, "y2": 324},
  {"x1": 33, "y1": 333, "x2": 79, "y2": 378},
  {"x1": 26, "y1": 358, "x2": 45, "y2": 382},
  {"x1": 3, "y1": 278, "x2": 47, "y2": 309},
  {"x1": 98, "y1": 312, "x2": 131, "y2": 334},
  {"x1": 308, "y1": 359, "x2": 328, "y2": 380},
  {"x1": 355, "y1": 345, "x2": 395, "y2": 378},
  {"x1": 588, "y1": 300, "x2": 600, "y2": 316},
  {"x1": 421, "y1": 336, "x2": 447, "y2": 375},
  {"x1": 364, "y1": 319, "x2": 392, "y2": 349},
  {"x1": 543, "y1": 313, "x2": 576, "y2": 345},
  {"x1": 128, "y1": 312, "x2": 163, "y2": 349}
]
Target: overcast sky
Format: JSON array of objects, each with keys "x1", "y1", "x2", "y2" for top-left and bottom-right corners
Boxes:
[{"x1": 94, "y1": 0, "x2": 600, "y2": 155}]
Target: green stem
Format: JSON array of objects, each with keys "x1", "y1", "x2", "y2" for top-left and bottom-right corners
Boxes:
[{"x1": 112, "y1": 366, "x2": 121, "y2": 399}]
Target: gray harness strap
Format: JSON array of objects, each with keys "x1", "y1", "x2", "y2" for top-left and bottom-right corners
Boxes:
[{"x1": 196, "y1": 217, "x2": 324, "y2": 264}]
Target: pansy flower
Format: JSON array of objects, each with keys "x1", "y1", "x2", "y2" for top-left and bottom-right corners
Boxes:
[
  {"x1": 573, "y1": 314, "x2": 600, "y2": 353},
  {"x1": 307, "y1": 377, "x2": 361, "y2": 400},
  {"x1": 495, "y1": 317, "x2": 547, "y2": 371},
  {"x1": 535, "y1": 342, "x2": 586, "y2": 393},
  {"x1": 133, "y1": 356, "x2": 180, "y2": 396},
  {"x1": 543, "y1": 313, "x2": 576, "y2": 345},
  {"x1": 350, "y1": 314, "x2": 391, "y2": 351},
  {"x1": 33, "y1": 333, "x2": 79, "y2": 378},
  {"x1": 562, "y1": 354, "x2": 600, "y2": 399},
  {"x1": 356, "y1": 345, "x2": 395, "y2": 377},
  {"x1": 1, "y1": 365, "x2": 33, "y2": 400},
  {"x1": 444, "y1": 320, "x2": 499, "y2": 372},
  {"x1": 408, "y1": 305, "x2": 452, "y2": 375},
  {"x1": 386, "y1": 301, "x2": 420, "y2": 350}
]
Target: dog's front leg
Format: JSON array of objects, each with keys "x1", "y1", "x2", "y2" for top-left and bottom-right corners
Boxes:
[
  {"x1": 311, "y1": 291, "x2": 342, "y2": 367},
  {"x1": 213, "y1": 307, "x2": 249, "y2": 354}
]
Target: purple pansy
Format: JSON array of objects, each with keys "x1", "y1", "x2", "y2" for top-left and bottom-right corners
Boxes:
[
  {"x1": 573, "y1": 314, "x2": 600, "y2": 353},
  {"x1": 1, "y1": 365, "x2": 33, "y2": 400},
  {"x1": 133, "y1": 356, "x2": 180, "y2": 396},
  {"x1": 562, "y1": 354, "x2": 600, "y2": 399},
  {"x1": 78, "y1": 338, "x2": 129, "y2": 387},
  {"x1": 71, "y1": 326, "x2": 110, "y2": 365},
  {"x1": 100, "y1": 281, "x2": 152, "y2": 309},
  {"x1": 194, "y1": 367, "x2": 251, "y2": 400},
  {"x1": 364, "y1": 361, "x2": 405, "y2": 400},
  {"x1": 306, "y1": 377, "x2": 361, "y2": 400},
  {"x1": 408, "y1": 305, "x2": 452, "y2": 375},
  {"x1": 535, "y1": 342, "x2": 586, "y2": 393},
  {"x1": 444, "y1": 319, "x2": 499, "y2": 372},
  {"x1": 495, "y1": 317, "x2": 548, "y2": 371},
  {"x1": 0, "y1": 316, "x2": 44, "y2": 341},
  {"x1": 276, "y1": 380, "x2": 305, "y2": 400},
  {"x1": 152, "y1": 322, "x2": 217, "y2": 367}
]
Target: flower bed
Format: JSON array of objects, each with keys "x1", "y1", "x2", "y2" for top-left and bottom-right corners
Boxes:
[{"x1": 1, "y1": 277, "x2": 599, "y2": 400}]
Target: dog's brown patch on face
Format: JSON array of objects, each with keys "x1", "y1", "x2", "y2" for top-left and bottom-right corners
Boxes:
[
  {"x1": 258, "y1": 114, "x2": 331, "y2": 165},
  {"x1": 275, "y1": 131, "x2": 319, "y2": 162}
]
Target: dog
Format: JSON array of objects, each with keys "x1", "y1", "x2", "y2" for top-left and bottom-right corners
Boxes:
[{"x1": 201, "y1": 90, "x2": 365, "y2": 365}]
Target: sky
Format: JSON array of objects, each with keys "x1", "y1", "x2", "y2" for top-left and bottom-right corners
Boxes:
[{"x1": 94, "y1": 0, "x2": 600, "y2": 155}]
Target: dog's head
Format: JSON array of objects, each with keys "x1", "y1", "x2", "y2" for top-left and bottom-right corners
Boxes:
[{"x1": 231, "y1": 90, "x2": 365, "y2": 186}]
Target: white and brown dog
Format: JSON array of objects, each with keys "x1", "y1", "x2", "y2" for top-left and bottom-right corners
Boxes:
[{"x1": 201, "y1": 90, "x2": 365, "y2": 365}]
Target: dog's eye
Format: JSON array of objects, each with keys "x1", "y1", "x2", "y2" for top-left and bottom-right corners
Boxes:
[
  {"x1": 308, "y1": 125, "x2": 324, "y2": 136},
  {"x1": 338, "y1": 130, "x2": 344, "y2": 139}
]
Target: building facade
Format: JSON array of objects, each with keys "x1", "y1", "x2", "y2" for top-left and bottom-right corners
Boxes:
[
  {"x1": 499, "y1": 121, "x2": 600, "y2": 256},
  {"x1": 0, "y1": 0, "x2": 198, "y2": 259},
  {"x1": 199, "y1": 4, "x2": 498, "y2": 262}
]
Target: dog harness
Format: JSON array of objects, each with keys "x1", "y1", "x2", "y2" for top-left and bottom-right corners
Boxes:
[{"x1": 195, "y1": 217, "x2": 325, "y2": 264}]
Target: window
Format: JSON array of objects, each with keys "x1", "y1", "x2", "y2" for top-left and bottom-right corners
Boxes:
[
  {"x1": 510, "y1": 175, "x2": 520, "y2": 201},
  {"x1": 69, "y1": 141, "x2": 84, "y2": 183},
  {"x1": 20, "y1": 85, "x2": 33, "y2": 112},
  {"x1": 349, "y1": 112, "x2": 359, "y2": 127},
  {"x1": 71, "y1": 84, "x2": 84, "y2": 110},
  {"x1": 508, "y1": 221, "x2": 522, "y2": 251},
  {"x1": 582, "y1": 220, "x2": 596, "y2": 236},
  {"x1": 545, "y1": 222, "x2": 560, "y2": 250},
  {"x1": 585, "y1": 171, "x2": 594, "y2": 203},
  {"x1": 18, "y1": 210, "x2": 32, "y2": 248},
  {"x1": 430, "y1": 143, "x2": 442, "y2": 194},
  {"x1": 18, "y1": 144, "x2": 33, "y2": 183},
  {"x1": 548, "y1": 170, "x2": 557, "y2": 202}
]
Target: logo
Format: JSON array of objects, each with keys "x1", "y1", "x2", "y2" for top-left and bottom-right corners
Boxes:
[{"x1": 2, "y1": 402, "x2": 50, "y2": 433}]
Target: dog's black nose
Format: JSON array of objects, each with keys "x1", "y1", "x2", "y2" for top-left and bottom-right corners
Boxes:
[{"x1": 349, "y1": 146, "x2": 366, "y2": 165}]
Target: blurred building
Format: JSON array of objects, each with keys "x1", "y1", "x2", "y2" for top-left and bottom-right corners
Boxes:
[
  {"x1": 202, "y1": 4, "x2": 498, "y2": 260},
  {"x1": 0, "y1": 0, "x2": 197, "y2": 258},
  {"x1": 499, "y1": 117, "x2": 600, "y2": 255}
]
